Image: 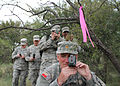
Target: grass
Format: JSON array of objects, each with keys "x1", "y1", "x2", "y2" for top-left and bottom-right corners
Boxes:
[
  {"x1": 0, "y1": 63, "x2": 12, "y2": 86},
  {"x1": 0, "y1": 63, "x2": 32, "y2": 86},
  {"x1": 0, "y1": 77, "x2": 12, "y2": 86},
  {"x1": 0, "y1": 77, "x2": 32, "y2": 86}
]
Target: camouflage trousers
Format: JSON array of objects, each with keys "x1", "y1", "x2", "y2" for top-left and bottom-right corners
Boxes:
[
  {"x1": 28, "y1": 69, "x2": 40, "y2": 86},
  {"x1": 12, "y1": 69, "x2": 28, "y2": 86}
]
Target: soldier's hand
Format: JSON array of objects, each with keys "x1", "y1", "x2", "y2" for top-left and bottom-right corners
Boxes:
[
  {"x1": 51, "y1": 32, "x2": 56, "y2": 40},
  {"x1": 56, "y1": 32, "x2": 60, "y2": 40},
  {"x1": 17, "y1": 54, "x2": 21, "y2": 57},
  {"x1": 76, "y1": 61, "x2": 91, "y2": 80},
  {"x1": 57, "y1": 66, "x2": 77, "y2": 86},
  {"x1": 21, "y1": 55, "x2": 25, "y2": 59},
  {"x1": 29, "y1": 57, "x2": 35, "y2": 61}
]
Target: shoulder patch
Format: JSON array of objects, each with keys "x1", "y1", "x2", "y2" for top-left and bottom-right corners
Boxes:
[{"x1": 41, "y1": 72, "x2": 51, "y2": 81}]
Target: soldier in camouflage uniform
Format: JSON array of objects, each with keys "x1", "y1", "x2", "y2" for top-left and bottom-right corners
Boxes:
[
  {"x1": 36, "y1": 41, "x2": 106, "y2": 86},
  {"x1": 25, "y1": 35, "x2": 41, "y2": 86},
  {"x1": 12, "y1": 38, "x2": 28, "y2": 86},
  {"x1": 39, "y1": 25, "x2": 63, "y2": 72},
  {"x1": 62, "y1": 27, "x2": 81, "y2": 53},
  {"x1": 62, "y1": 26, "x2": 70, "y2": 41}
]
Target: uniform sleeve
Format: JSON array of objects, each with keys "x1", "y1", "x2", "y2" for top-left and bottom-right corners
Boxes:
[
  {"x1": 12, "y1": 47, "x2": 19, "y2": 59},
  {"x1": 86, "y1": 72, "x2": 106, "y2": 86},
  {"x1": 25, "y1": 47, "x2": 31, "y2": 61},
  {"x1": 86, "y1": 78, "x2": 94, "y2": 86},
  {"x1": 36, "y1": 63, "x2": 60, "y2": 86},
  {"x1": 34, "y1": 49, "x2": 41, "y2": 62},
  {"x1": 49, "y1": 79, "x2": 59, "y2": 86},
  {"x1": 57, "y1": 37, "x2": 64, "y2": 42},
  {"x1": 36, "y1": 74, "x2": 49, "y2": 86},
  {"x1": 52, "y1": 37, "x2": 63, "y2": 48},
  {"x1": 77, "y1": 45, "x2": 81, "y2": 53},
  {"x1": 36, "y1": 75, "x2": 59, "y2": 86},
  {"x1": 40, "y1": 36, "x2": 53, "y2": 51}
]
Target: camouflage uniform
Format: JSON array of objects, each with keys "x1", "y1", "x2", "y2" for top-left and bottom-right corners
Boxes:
[
  {"x1": 26, "y1": 35, "x2": 41, "y2": 86},
  {"x1": 62, "y1": 26, "x2": 70, "y2": 41},
  {"x1": 62, "y1": 27, "x2": 81, "y2": 53},
  {"x1": 36, "y1": 63, "x2": 106, "y2": 86},
  {"x1": 39, "y1": 25, "x2": 63, "y2": 72},
  {"x1": 12, "y1": 38, "x2": 28, "y2": 86},
  {"x1": 36, "y1": 41, "x2": 106, "y2": 86}
]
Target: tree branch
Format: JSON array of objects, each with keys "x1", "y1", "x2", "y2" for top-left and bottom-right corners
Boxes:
[
  {"x1": 89, "y1": 0, "x2": 107, "y2": 15},
  {"x1": 87, "y1": 25, "x2": 120, "y2": 74},
  {"x1": 76, "y1": 0, "x2": 120, "y2": 74},
  {"x1": 0, "y1": 21, "x2": 78, "y2": 32},
  {"x1": 31, "y1": 8, "x2": 58, "y2": 18},
  {"x1": 1, "y1": 3, "x2": 32, "y2": 13},
  {"x1": 77, "y1": 0, "x2": 82, "y2": 6},
  {"x1": 50, "y1": 2, "x2": 72, "y2": 12},
  {"x1": 9, "y1": 9, "x2": 25, "y2": 26},
  {"x1": 41, "y1": 17, "x2": 77, "y2": 28},
  {"x1": 0, "y1": 26, "x2": 45, "y2": 31},
  {"x1": 66, "y1": 0, "x2": 79, "y2": 11},
  {"x1": 112, "y1": 1, "x2": 120, "y2": 12}
]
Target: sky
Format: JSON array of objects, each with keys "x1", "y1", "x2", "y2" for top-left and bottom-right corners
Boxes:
[{"x1": 0, "y1": 0, "x2": 62, "y2": 23}]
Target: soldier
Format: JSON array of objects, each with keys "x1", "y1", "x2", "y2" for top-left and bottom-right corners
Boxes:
[
  {"x1": 62, "y1": 26, "x2": 70, "y2": 41},
  {"x1": 39, "y1": 25, "x2": 63, "y2": 72},
  {"x1": 12, "y1": 38, "x2": 28, "y2": 86},
  {"x1": 36, "y1": 41, "x2": 106, "y2": 86},
  {"x1": 25, "y1": 35, "x2": 41, "y2": 86},
  {"x1": 66, "y1": 34, "x2": 81, "y2": 53},
  {"x1": 62, "y1": 27, "x2": 81, "y2": 53}
]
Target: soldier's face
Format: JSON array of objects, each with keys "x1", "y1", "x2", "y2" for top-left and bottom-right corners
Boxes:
[
  {"x1": 57, "y1": 53, "x2": 78, "y2": 68},
  {"x1": 62, "y1": 31, "x2": 69, "y2": 38},
  {"x1": 52, "y1": 30, "x2": 60, "y2": 36},
  {"x1": 57, "y1": 53, "x2": 69, "y2": 68},
  {"x1": 33, "y1": 40, "x2": 40, "y2": 46},
  {"x1": 21, "y1": 44, "x2": 27, "y2": 48}
]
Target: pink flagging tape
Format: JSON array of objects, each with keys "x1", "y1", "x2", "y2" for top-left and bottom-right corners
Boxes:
[{"x1": 79, "y1": 6, "x2": 94, "y2": 47}]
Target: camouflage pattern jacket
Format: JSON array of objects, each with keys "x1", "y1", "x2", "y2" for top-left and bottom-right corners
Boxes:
[
  {"x1": 36, "y1": 63, "x2": 106, "y2": 86},
  {"x1": 26, "y1": 44, "x2": 41, "y2": 69},
  {"x1": 12, "y1": 46, "x2": 28, "y2": 70},
  {"x1": 39, "y1": 35, "x2": 63, "y2": 71}
]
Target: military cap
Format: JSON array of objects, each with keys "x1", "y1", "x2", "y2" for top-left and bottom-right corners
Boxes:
[
  {"x1": 50, "y1": 25, "x2": 60, "y2": 32},
  {"x1": 33, "y1": 35, "x2": 40, "y2": 41},
  {"x1": 62, "y1": 27, "x2": 69, "y2": 33},
  {"x1": 20, "y1": 38, "x2": 27, "y2": 45},
  {"x1": 56, "y1": 41, "x2": 78, "y2": 54}
]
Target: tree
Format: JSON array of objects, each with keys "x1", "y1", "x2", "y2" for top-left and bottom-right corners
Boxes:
[
  {"x1": 0, "y1": 0, "x2": 120, "y2": 84},
  {"x1": 0, "y1": 20, "x2": 21, "y2": 63}
]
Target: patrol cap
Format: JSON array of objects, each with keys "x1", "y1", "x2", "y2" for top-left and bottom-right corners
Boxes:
[
  {"x1": 20, "y1": 38, "x2": 27, "y2": 45},
  {"x1": 56, "y1": 41, "x2": 78, "y2": 54},
  {"x1": 62, "y1": 27, "x2": 69, "y2": 33},
  {"x1": 33, "y1": 35, "x2": 40, "y2": 41},
  {"x1": 50, "y1": 25, "x2": 60, "y2": 32}
]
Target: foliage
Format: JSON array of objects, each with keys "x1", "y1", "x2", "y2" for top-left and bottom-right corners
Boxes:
[{"x1": 0, "y1": 63, "x2": 31, "y2": 86}]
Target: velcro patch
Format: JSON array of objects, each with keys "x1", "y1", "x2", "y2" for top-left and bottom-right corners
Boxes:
[
  {"x1": 41, "y1": 72, "x2": 51, "y2": 81},
  {"x1": 42, "y1": 73, "x2": 47, "y2": 78}
]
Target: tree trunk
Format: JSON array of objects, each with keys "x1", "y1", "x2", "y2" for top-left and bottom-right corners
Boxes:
[
  {"x1": 89, "y1": 28, "x2": 120, "y2": 74},
  {"x1": 66, "y1": 0, "x2": 120, "y2": 74}
]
